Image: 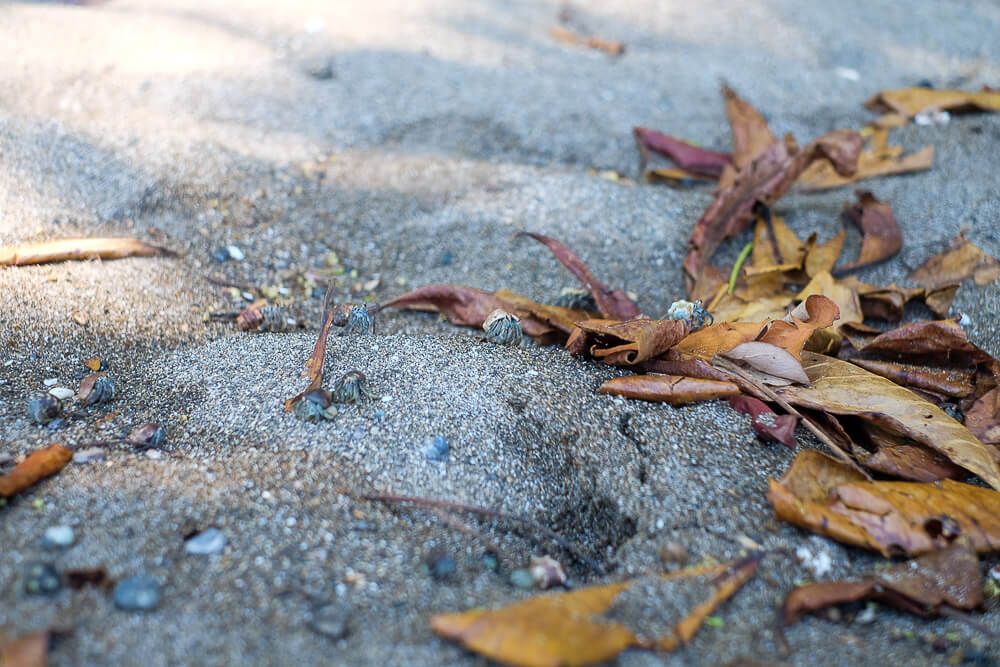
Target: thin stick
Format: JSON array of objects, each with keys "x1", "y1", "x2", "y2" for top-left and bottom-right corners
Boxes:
[
  {"x1": 939, "y1": 605, "x2": 1000, "y2": 639},
  {"x1": 728, "y1": 242, "x2": 754, "y2": 295},
  {"x1": 428, "y1": 507, "x2": 501, "y2": 558},
  {"x1": 204, "y1": 274, "x2": 258, "y2": 292},
  {"x1": 714, "y1": 359, "x2": 871, "y2": 479},
  {"x1": 359, "y1": 492, "x2": 606, "y2": 575}
]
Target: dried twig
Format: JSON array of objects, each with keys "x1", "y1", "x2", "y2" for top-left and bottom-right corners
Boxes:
[
  {"x1": 429, "y1": 507, "x2": 501, "y2": 558},
  {"x1": 0, "y1": 444, "x2": 73, "y2": 498},
  {"x1": 0, "y1": 237, "x2": 170, "y2": 267},
  {"x1": 549, "y1": 26, "x2": 625, "y2": 56},
  {"x1": 359, "y1": 492, "x2": 606, "y2": 575}
]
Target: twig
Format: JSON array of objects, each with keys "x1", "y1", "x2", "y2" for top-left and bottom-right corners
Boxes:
[
  {"x1": 549, "y1": 26, "x2": 625, "y2": 56},
  {"x1": 428, "y1": 507, "x2": 501, "y2": 558},
  {"x1": 204, "y1": 274, "x2": 258, "y2": 293},
  {"x1": 714, "y1": 359, "x2": 872, "y2": 479},
  {"x1": 359, "y1": 492, "x2": 606, "y2": 575},
  {"x1": 728, "y1": 242, "x2": 754, "y2": 295},
  {"x1": 939, "y1": 605, "x2": 1000, "y2": 640},
  {"x1": 755, "y1": 203, "x2": 783, "y2": 264}
]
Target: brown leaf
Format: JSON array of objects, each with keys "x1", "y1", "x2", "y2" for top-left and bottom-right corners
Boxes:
[
  {"x1": 431, "y1": 559, "x2": 757, "y2": 667},
  {"x1": 763, "y1": 294, "x2": 842, "y2": 358},
  {"x1": 836, "y1": 191, "x2": 902, "y2": 273},
  {"x1": 908, "y1": 233, "x2": 1000, "y2": 290},
  {"x1": 860, "y1": 434, "x2": 968, "y2": 483},
  {"x1": 768, "y1": 449, "x2": 1000, "y2": 555},
  {"x1": 857, "y1": 319, "x2": 994, "y2": 368},
  {"x1": 849, "y1": 358, "x2": 974, "y2": 399},
  {"x1": 728, "y1": 395, "x2": 797, "y2": 447},
  {"x1": 599, "y1": 374, "x2": 740, "y2": 406},
  {"x1": 549, "y1": 26, "x2": 625, "y2": 56},
  {"x1": 0, "y1": 444, "x2": 73, "y2": 498},
  {"x1": 804, "y1": 230, "x2": 846, "y2": 277},
  {"x1": 575, "y1": 318, "x2": 688, "y2": 365},
  {"x1": 966, "y1": 387, "x2": 1000, "y2": 446},
  {"x1": 723, "y1": 84, "x2": 775, "y2": 170},
  {"x1": 839, "y1": 277, "x2": 927, "y2": 321},
  {"x1": 865, "y1": 88, "x2": 1000, "y2": 118},
  {"x1": 672, "y1": 322, "x2": 763, "y2": 360},
  {"x1": 284, "y1": 289, "x2": 344, "y2": 411},
  {"x1": 798, "y1": 136, "x2": 933, "y2": 191},
  {"x1": 784, "y1": 541, "x2": 982, "y2": 624},
  {"x1": 519, "y1": 233, "x2": 641, "y2": 320},
  {"x1": 383, "y1": 284, "x2": 510, "y2": 328},
  {"x1": 684, "y1": 131, "x2": 863, "y2": 296},
  {"x1": 0, "y1": 237, "x2": 170, "y2": 267},
  {"x1": 633, "y1": 127, "x2": 731, "y2": 178},
  {"x1": 645, "y1": 167, "x2": 717, "y2": 186},
  {"x1": 778, "y1": 353, "x2": 1000, "y2": 489},
  {"x1": 0, "y1": 631, "x2": 48, "y2": 667},
  {"x1": 721, "y1": 342, "x2": 809, "y2": 386}
]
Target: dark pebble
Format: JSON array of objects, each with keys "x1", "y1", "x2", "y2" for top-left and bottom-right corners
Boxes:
[
  {"x1": 46, "y1": 418, "x2": 66, "y2": 431},
  {"x1": 424, "y1": 436, "x2": 449, "y2": 462},
  {"x1": 24, "y1": 562, "x2": 62, "y2": 595},
  {"x1": 113, "y1": 575, "x2": 162, "y2": 611},
  {"x1": 308, "y1": 603, "x2": 351, "y2": 640},
  {"x1": 312, "y1": 287, "x2": 326, "y2": 299},
  {"x1": 211, "y1": 246, "x2": 231, "y2": 262},
  {"x1": 481, "y1": 552, "x2": 499, "y2": 572},
  {"x1": 27, "y1": 395, "x2": 61, "y2": 425},
  {"x1": 426, "y1": 551, "x2": 456, "y2": 580},
  {"x1": 128, "y1": 422, "x2": 167, "y2": 449},
  {"x1": 306, "y1": 59, "x2": 336, "y2": 80},
  {"x1": 437, "y1": 250, "x2": 454, "y2": 267}
]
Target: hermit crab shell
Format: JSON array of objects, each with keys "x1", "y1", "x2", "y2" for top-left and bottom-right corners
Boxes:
[{"x1": 483, "y1": 309, "x2": 523, "y2": 346}]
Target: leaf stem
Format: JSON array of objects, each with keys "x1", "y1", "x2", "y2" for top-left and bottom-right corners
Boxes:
[{"x1": 728, "y1": 242, "x2": 754, "y2": 295}]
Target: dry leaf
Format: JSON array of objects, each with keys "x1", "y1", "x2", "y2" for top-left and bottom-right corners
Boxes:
[
  {"x1": 519, "y1": 233, "x2": 641, "y2": 320},
  {"x1": 798, "y1": 132, "x2": 933, "y2": 191},
  {"x1": 0, "y1": 237, "x2": 169, "y2": 267},
  {"x1": 966, "y1": 387, "x2": 1000, "y2": 446},
  {"x1": 763, "y1": 294, "x2": 842, "y2": 358},
  {"x1": 836, "y1": 191, "x2": 902, "y2": 273},
  {"x1": 769, "y1": 450, "x2": 1000, "y2": 555},
  {"x1": 723, "y1": 84, "x2": 775, "y2": 171},
  {"x1": 431, "y1": 559, "x2": 757, "y2": 667},
  {"x1": 784, "y1": 541, "x2": 982, "y2": 624},
  {"x1": 599, "y1": 374, "x2": 741, "y2": 406},
  {"x1": 778, "y1": 353, "x2": 1000, "y2": 489},
  {"x1": 865, "y1": 88, "x2": 1000, "y2": 118},
  {"x1": 0, "y1": 444, "x2": 72, "y2": 498},
  {"x1": 728, "y1": 395, "x2": 797, "y2": 447},
  {"x1": 795, "y1": 272, "x2": 863, "y2": 329},
  {"x1": 721, "y1": 342, "x2": 809, "y2": 386},
  {"x1": 672, "y1": 322, "x2": 763, "y2": 360},
  {"x1": 574, "y1": 318, "x2": 688, "y2": 365},
  {"x1": 804, "y1": 230, "x2": 846, "y2": 277},
  {"x1": 849, "y1": 358, "x2": 975, "y2": 400},
  {"x1": 549, "y1": 25, "x2": 625, "y2": 56},
  {"x1": 908, "y1": 233, "x2": 1000, "y2": 290},
  {"x1": 633, "y1": 127, "x2": 730, "y2": 178},
  {"x1": 859, "y1": 429, "x2": 967, "y2": 483},
  {"x1": 645, "y1": 167, "x2": 717, "y2": 186},
  {"x1": 0, "y1": 631, "x2": 48, "y2": 667}
]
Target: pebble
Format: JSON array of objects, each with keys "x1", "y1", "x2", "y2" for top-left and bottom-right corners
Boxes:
[
  {"x1": 659, "y1": 541, "x2": 689, "y2": 565},
  {"x1": 854, "y1": 603, "x2": 877, "y2": 625},
  {"x1": 73, "y1": 447, "x2": 107, "y2": 464},
  {"x1": 46, "y1": 418, "x2": 66, "y2": 431},
  {"x1": 481, "y1": 552, "x2": 499, "y2": 572},
  {"x1": 185, "y1": 528, "x2": 226, "y2": 555},
  {"x1": 41, "y1": 525, "x2": 75, "y2": 549},
  {"x1": 127, "y1": 422, "x2": 166, "y2": 449},
  {"x1": 24, "y1": 562, "x2": 62, "y2": 595},
  {"x1": 210, "y1": 246, "x2": 231, "y2": 262},
  {"x1": 306, "y1": 59, "x2": 336, "y2": 80},
  {"x1": 113, "y1": 575, "x2": 162, "y2": 611},
  {"x1": 226, "y1": 244, "x2": 245, "y2": 261},
  {"x1": 424, "y1": 436, "x2": 449, "y2": 462},
  {"x1": 509, "y1": 569, "x2": 534, "y2": 589},
  {"x1": 308, "y1": 603, "x2": 351, "y2": 640},
  {"x1": 43, "y1": 378, "x2": 59, "y2": 387},
  {"x1": 48, "y1": 387, "x2": 74, "y2": 400},
  {"x1": 426, "y1": 551, "x2": 456, "y2": 580},
  {"x1": 27, "y1": 395, "x2": 62, "y2": 425}
]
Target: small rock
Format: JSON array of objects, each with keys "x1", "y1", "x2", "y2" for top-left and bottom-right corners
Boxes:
[
  {"x1": 308, "y1": 603, "x2": 351, "y2": 640},
  {"x1": 659, "y1": 541, "x2": 689, "y2": 565},
  {"x1": 226, "y1": 244, "x2": 245, "y2": 261},
  {"x1": 529, "y1": 556, "x2": 567, "y2": 589},
  {"x1": 854, "y1": 602, "x2": 877, "y2": 625},
  {"x1": 46, "y1": 418, "x2": 66, "y2": 431},
  {"x1": 306, "y1": 59, "x2": 336, "y2": 80},
  {"x1": 424, "y1": 436, "x2": 449, "y2": 462},
  {"x1": 834, "y1": 66, "x2": 861, "y2": 81},
  {"x1": 959, "y1": 313, "x2": 972, "y2": 327},
  {"x1": 43, "y1": 378, "x2": 59, "y2": 387},
  {"x1": 113, "y1": 575, "x2": 162, "y2": 611},
  {"x1": 27, "y1": 395, "x2": 62, "y2": 425},
  {"x1": 426, "y1": 551, "x2": 456, "y2": 580},
  {"x1": 0, "y1": 452, "x2": 13, "y2": 469},
  {"x1": 41, "y1": 525, "x2": 75, "y2": 549},
  {"x1": 24, "y1": 562, "x2": 62, "y2": 595},
  {"x1": 185, "y1": 528, "x2": 226, "y2": 556},
  {"x1": 210, "y1": 246, "x2": 231, "y2": 262},
  {"x1": 73, "y1": 447, "x2": 107, "y2": 464},
  {"x1": 48, "y1": 387, "x2": 75, "y2": 401},
  {"x1": 509, "y1": 569, "x2": 534, "y2": 589},
  {"x1": 145, "y1": 449, "x2": 163, "y2": 460},
  {"x1": 128, "y1": 422, "x2": 166, "y2": 449},
  {"x1": 481, "y1": 552, "x2": 499, "y2": 572}
]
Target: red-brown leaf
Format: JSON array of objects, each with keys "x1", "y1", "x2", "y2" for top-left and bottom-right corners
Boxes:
[
  {"x1": 633, "y1": 127, "x2": 731, "y2": 177},
  {"x1": 836, "y1": 191, "x2": 902, "y2": 273},
  {"x1": 728, "y1": 395, "x2": 798, "y2": 447}
]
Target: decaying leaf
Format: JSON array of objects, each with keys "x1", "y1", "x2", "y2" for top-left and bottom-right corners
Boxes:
[
  {"x1": 671, "y1": 322, "x2": 763, "y2": 360},
  {"x1": 798, "y1": 128, "x2": 933, "y2": 191},
  {"x1": 784, "y1": 541, "x2": 982, "y2": 624},
  {"x1": 633, "y1": 127, "x2": 731, "y2": 178},
  {"x1": 908, "y1": 233, "x2": 1000, "y2": 290},
  {"x1": 768, "y1": 449, "x2": 1000, "y2": 556},
  {"x1": 0, "y1": 444, "x2": 73, "y2": 498},
  {"x1": 549, "y1": 25, "x2": 625, "y2": 56},
  {"x1": 778, "y1": 353, "x2": 1000, "y2": 489},
  {"x1": 431, "y1": 558, "x2": 758, "y2": 667},
  {"x1": 836, "y1": 191, "x2": 902, "y2": 273},
  {"x1": 721, "y1": 342, "x2": 809, "y2": 386},
  {"x1": 728, "y1": 395, "x2": 797, "y2": 447},
  {"x1": 284, "y1": 289, "x2": 350, "y2": 411},
  {"x1": 966, "y1": 387, "x2": 1000, "y2": 446},
  {"x1": 518, "y1": 232, "x2": 641, "y2": 320},
  {"x1": 723, "y1": 84, "x2": 776, "y2": 171},
  {"x1": 858, "y1": 429, "x2": 967, "y2": 483},
  {"x1": 599, "y1": 374, "x2": 740, "y2": 406},
  {"x1": 0, "y1": 237, "x2": 170, "y2": 267},
  {"x1": 0, "y1": 631, "x2": 48, "y2": 667},
  {"x1": 865, "y1": 88, "x2": 1000, "y2": 118},
  {"x1": 573, "y1": 318, "x2": 688, "y2": 365}
]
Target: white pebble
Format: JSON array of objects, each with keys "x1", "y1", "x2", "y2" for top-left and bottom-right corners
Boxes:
[
  {"x1": 226, "y1": 245, "x2": 245, "y2": 261},
  {"x1": 959, "y1": 313, "x2": 972, "y2": 327},
  {"x1": 48, "y1": 387, "x2": 75, "y2": 400},
  {"x1": 834, "y1": 67, "x2": 860, "y2": 82},
  {"x1": 42, "y1": 525, "x2": 75, "y2": 548},
  {"x1": 145, "y1": 449, "x2": 163, "y2": 460},
  {"x1": 43, "y1": 378, "x2": 59, "y2": 387},
  {"x1": 185, "y1": 528, "x2": 227, "y2": 556}
]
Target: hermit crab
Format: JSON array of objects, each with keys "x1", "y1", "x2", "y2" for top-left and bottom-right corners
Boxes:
[
  {"x1": 294, "y1": 388, "x2": 338, "y2": 422},
  {"x1": 78, "y1": 372, "x2": 116, "y2": 406},
  {"x1": 666, "y1": 299, "x2": 713, "y2": 331},
  {"x1": 483, "y1": 309, "x2": 523, "y2": 346},
  {"x1": 330, "y1": 370, "x2": 374, "y2": 404},
  {"x1": 334, "y1": 303, "x2": 379, "y2": 336}
]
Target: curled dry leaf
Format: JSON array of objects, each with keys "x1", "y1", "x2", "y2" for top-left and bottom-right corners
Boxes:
[
  {"x1": 778, "y1": 353, "x2": 1000, "y2": 489},
  {"x1": 727, "y1": 395, "x2": 797, "y2": 447},
  {"x1": 798, "y1": 128, "x2": 933, "y2": 191},
  {"x1": 671, "y1": 322, "x2": 763, "y2": 360},
  {"x1": 518, "y1": 232, "x2": 641, "y2": 320},
  {"x1": 722, "y1": 84, "x2": 775, "y2": 171},
  {"x1": 284, "y1": 288, "x2": 342, "y2": 411},
  {"x1": 573, "y1": 318, "x2": 688, "y2": 365},
  {"x1": 0, "y1": 631, "x2": 48, "y2": 667},
  {"x1": 764, "y1": 294, "x2": 842, "y2": 358},
  {"x1": 836, "y1": 191, "x2": 902, "y2": 273},
  {"x1": 966, "y1": 387, "x2": 1000, "y2": 446},
  {"x1": 865, "y1": 88, "x2": 1000, "y2": 118},
  {"x1": 430, "y1": 558, "x2": 758, "y2": 667},
  {"x1": 784, "y1": 541, "x2": 982, "y2": 624},
  {"x1": 0, "y1": 237, "x2": 170, "y2": 267},
  {"x1": 721, "y1": 342, "x2": 809, "y2": 386},
  {"x1": 599, "y1": 374, "x2": 740, "y2": 406},
  {"x1": 633, "y1": 127, "x2": 731, "y2": 178},
  {"x1": 0, "y1": 444, "x2": 73, "y2": 498},
  {"x1": 907, "y1": 233, "x2": 1000, "y2": 290},
  {"x1": 768, "y1": 449, "x2": 1000, "y2": 556},
  {"x1": 858, "y1": 428, "x2": 967, "y2": 483}
]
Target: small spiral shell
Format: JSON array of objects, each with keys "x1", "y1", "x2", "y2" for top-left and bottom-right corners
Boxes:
[
  {"x1": 666, "y1": 299, "x2": 713, "y2": 330},
  {"x1": 341, "y1": 304, "x2": 376, "y2": 336},
  {"x1": 238, "y1": 304, "x2": 292, "y2": 332},
  {"x1": 27, "y1": 395, "x2": 62, "y2": 425},
  {"x1": 331, "y1": 370, "x2": 372, "y2": 404},
  {"x1": 483, "y1": 309, "x2": 523, "y2": 346},
  {"x1": 294, "y1": 389, "x2": 337, "y2": 422},
  {"x1": 79, "y1": 373, "x2": 116, "y2": 406},
  {"x1": 553, "y1": 287, "x2": 597, "y2": 312}
]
